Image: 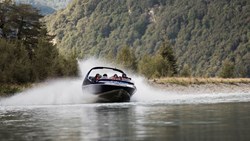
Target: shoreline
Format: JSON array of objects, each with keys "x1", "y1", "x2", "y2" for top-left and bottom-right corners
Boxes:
[{"x1": 150, "y1": 78, "x2": 250, "y2": 94}]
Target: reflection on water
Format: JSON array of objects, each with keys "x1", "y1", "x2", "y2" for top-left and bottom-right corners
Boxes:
[{"x1": 1, "y1": 102, "x2": 250, "y2": 141}]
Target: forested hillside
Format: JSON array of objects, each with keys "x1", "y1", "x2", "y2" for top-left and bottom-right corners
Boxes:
[
  {"x1": 0, "y1": 1, "x2": 78, "y2": 84},
  {"x1": 45, "y1": 0, "x2": 250, "y2": 77},
  {"x1": 15, "y1": 0, "x2": 72, "y2": 14}
]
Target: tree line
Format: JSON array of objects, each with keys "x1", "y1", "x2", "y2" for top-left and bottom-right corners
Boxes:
[
  {"x1": 113, "y1": 39, "x2": 178, "y2": 79},
  {"x1": 0, "y1": 0, "x2": 78, "y2": 84},
  {"x1": 111, "y1": 38, "x2": 238, "y2": 79},
  {"x1": 45, "y1": 0, "x2": 249, "y2": 78}
]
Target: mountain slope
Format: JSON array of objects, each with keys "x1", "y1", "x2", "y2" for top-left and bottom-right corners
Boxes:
[{"x1": 45, "y1": 0, "x2": 250, "y2": 77}]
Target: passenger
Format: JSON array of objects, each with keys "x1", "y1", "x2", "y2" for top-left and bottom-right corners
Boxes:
[
  {"x1": 111, "y1": 74, "x2": 120, "y2": 80},
  {"x1": 122, "y1": 73, "x2": 127, "y2": 78},
  {"x1": 94, "y1": 73, "x2": 101, "y2": 82},
  {"x1": 102, "y1": 74, "x2": 108, "y2": 79},
  {"x1": 121, "y1": 73, "x2": 130, "y2": 81}
]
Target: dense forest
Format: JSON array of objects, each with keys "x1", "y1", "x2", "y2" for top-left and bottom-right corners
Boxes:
[
  {"x1": 45, "y1": 0, "x2": 250, "y2": 78},
  {"x1": 0, "y1": 0, "x2": 78, "y2": 84},
  {"x1": 15, "y1": 0, "x2": 72, "y2": 15}
]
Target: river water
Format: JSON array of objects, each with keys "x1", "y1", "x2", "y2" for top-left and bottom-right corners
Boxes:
[
  {"x1": 1, "y1": 59, "x2": 250, "y2": 140},
  {"x1": 1, "y1": 102, "x2": 250, "y2": 141}
]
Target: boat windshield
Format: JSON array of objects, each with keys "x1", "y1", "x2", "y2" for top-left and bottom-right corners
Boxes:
[{"x1": 88, "y1": 68, "x2": 132, "y2": 82}]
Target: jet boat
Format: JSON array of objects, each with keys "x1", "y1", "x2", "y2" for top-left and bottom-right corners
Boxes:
[{"x1": 82, "y1": 67, "x2": 136, "y2": 102}]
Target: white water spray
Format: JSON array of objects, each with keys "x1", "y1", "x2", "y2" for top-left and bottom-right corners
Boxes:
[{"x1": 1, "y1": 58, "x2": 250, "y2": 106}]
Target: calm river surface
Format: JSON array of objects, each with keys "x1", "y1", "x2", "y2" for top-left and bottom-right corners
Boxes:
[{"x1": 1, "y1": 102, "x2": 250, "y2": 141}]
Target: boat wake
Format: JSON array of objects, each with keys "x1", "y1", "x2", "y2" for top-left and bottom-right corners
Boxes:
[{"x1": 1, "y1": 58, "x2": 250, "y2": 106}]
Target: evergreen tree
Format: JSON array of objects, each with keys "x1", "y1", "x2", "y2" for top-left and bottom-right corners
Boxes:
[
  {"x1": 158, "y1": 39, "x2": 178, "y2": 76},
  {"x1": 0, "y1": 39, "x2": 31, "y2": 83},
  {"x1": 1, "y1": 1, "x2": 42, "y2": 55},
  {"x1": 138, "y1": 54, "x2": 154, "y2": 78},
  {"x1": 0, "y1": 2, "x2": 78, "y2": 84},
  {"x1": 32, "y1": 38, "x2": 56, "y2": 80},
  {"x1": 0, "y1": 0, "x2": 14, "y2": 38},
  {"x1": 180, "y1": 64, "x2": 191, "y2": 77},
  {"x1": 116, "y1": 46, "x2": 137, "y2": 71},
  {"x1": 138, "y1": 54, "x2": 169, "y2": 78},
  {"x1": 219, "y1": 60, "x2": 235, "y2": 78},
  {"x1": 151, "y1": 54, "x2": 169, "y2": 78}
]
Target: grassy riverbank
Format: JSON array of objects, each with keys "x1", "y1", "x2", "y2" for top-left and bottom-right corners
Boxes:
[
  {"x1": 152, "y1": 77, "x2": 250, "y2": 86},
  {"x1": 150, "y1": 77, "x2": 250, "y2": 94}
]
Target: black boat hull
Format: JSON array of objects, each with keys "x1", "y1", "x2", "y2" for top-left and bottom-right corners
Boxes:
[
  {"x1": 82, "y1": 84, "x2": 136, "y2": 102},
  {"x1": 96, "y1": 89, "x2": 131, "y2": 102}
]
